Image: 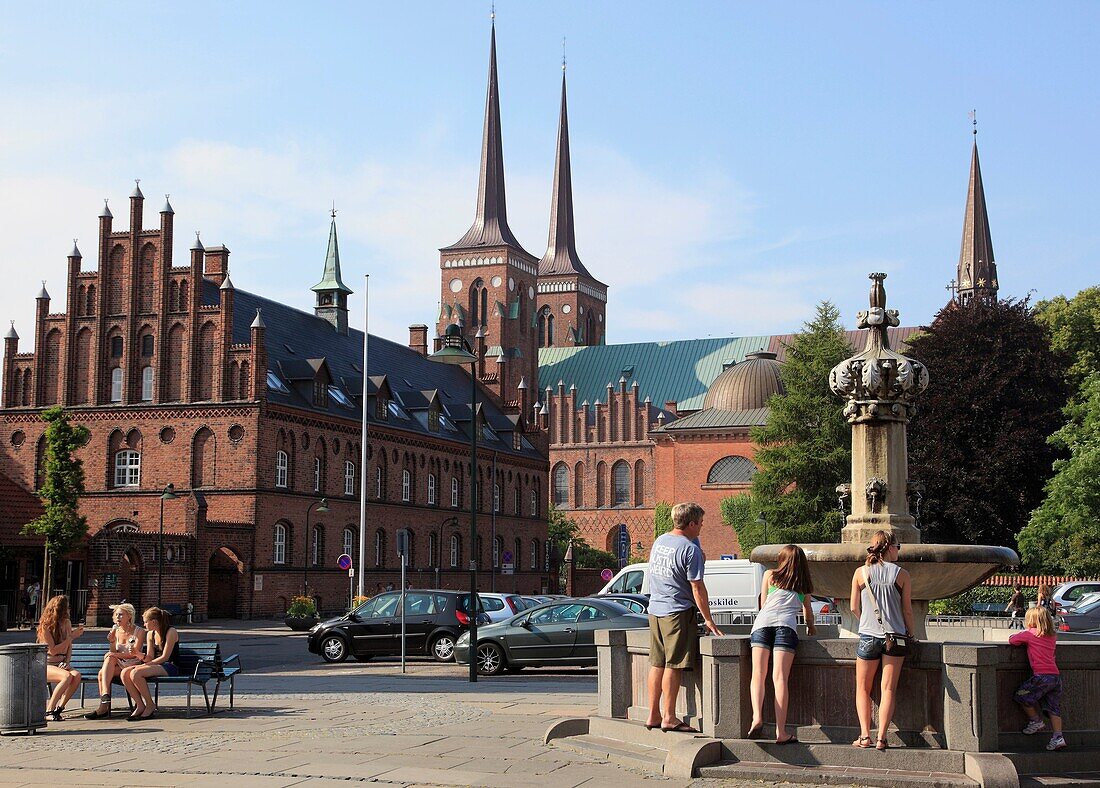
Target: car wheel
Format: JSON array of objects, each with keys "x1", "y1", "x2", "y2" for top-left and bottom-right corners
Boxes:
[
  {"x1": 430, "y1": 633, "x2": 456, "y2": 662},
  {"x1": 320, "y1": 634, "x2": 348, "y2": 663},
  {"x1": 476, "y1": 642, "x2": 505, "y2": 676}
]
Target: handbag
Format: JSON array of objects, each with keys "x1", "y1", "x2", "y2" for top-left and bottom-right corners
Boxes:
[{"x1": 865, "y1": 567, "x2": 910, "y2": 657}]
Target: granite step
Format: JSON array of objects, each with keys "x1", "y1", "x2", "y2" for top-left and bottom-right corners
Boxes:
[
  {"x1": 717, "y1": 739, "x2": 969, "y2": 775},
  {"x1": 1020, "y1": 774, "x2": 1100, "y2": 787},
  {"x1": 698, "y1": 760, "x2": 977, "y2": 788},
  {"x1": 553, "y1": 734, "x2": 667, "y2": 774},
  {"x1": 1006, "y1": 749, "x2": 1100, "y2": 777}
]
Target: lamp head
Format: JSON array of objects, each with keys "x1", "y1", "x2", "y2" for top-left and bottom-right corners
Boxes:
[
  {"x1": 430, "y1": 324, "x2": 477, "y2": 365},
  {"x1": 160, "y1": 483, "x2": 178, "y2": 501}
]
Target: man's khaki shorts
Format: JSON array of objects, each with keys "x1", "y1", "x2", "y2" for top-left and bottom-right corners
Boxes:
[{"x1": 649, "y1": 610, "x2": 698, "y2": 669}]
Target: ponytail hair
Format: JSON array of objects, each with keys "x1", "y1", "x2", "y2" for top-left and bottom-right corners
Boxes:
[{"x1": 865, "y1": 530, "x2": 896, "y2": 566}]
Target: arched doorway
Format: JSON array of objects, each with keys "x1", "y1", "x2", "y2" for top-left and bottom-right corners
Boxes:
[
  {"x1": 207, "y1": 547, "x2": 242, "y2": 619},
  {"x1": 120, "y1": 547, "x2": 143, "y2": 613}
]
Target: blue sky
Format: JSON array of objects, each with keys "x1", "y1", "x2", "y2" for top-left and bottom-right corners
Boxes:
[{"x1": 1, "y1": 2, "x2": 1097, "y2": 349}]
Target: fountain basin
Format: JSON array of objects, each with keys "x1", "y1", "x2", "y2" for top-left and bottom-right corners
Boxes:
[{"x1": 750, "y1": 543, "x2": 1019, "y2": 639}]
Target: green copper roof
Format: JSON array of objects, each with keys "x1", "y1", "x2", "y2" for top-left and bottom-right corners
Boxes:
[
  {"x1": 311, "y1": 218, "x2": 353, "y2": 295},
  {"x1": 538, "y1": 335, "x2": 771, "y2": 411}
]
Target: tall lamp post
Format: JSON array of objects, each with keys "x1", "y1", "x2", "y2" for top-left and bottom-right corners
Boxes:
[
  {"x1": 756, "y1": 514, "x2": 768, "y2": 547},
  {"x1": 436, "y1": 516, "x2": 459, "y2": 589},
  {"x1": 430, "y1": 324, "x2": 480, "y2": 683},
  {"x1": 157, "y1": 483, "x2": 178, "y2": 608},
  {"x1": 304, "y1": 498, "x2": 330, "y2": 597}
]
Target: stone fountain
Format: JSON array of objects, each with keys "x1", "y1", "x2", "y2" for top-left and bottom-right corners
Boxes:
[{"x1": 752, "y1": 273, "x2": 1017, "y2": 638}]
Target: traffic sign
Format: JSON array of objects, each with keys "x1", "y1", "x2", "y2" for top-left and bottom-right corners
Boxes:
[
  {"x1": 337, "y1": 553, "x2": 352, "y2": 570},
  {"x1": 720, "y1": 554, "x2": 734, "y2": 560},
  {"x1": 601, "y1": 568, "x2": 613, "y2": 582},
  {"x1": 396, "y1": 529, "x2": 410, "y2": 557},
  {"x1": 348, "y1": 567, "x2": 355, "y2": 577},
  {"x1": 502, "y1": 550, "x2": 514, "y2": 564},
  {"x1": 617, "y1": 524, "x2": 629, "y2": 569},
  {"x1": 501, "y1": 562, "x2": 514, "y2": 575}
]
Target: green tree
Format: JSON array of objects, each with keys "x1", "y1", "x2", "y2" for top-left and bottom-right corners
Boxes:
[
  {"x1": 1018, "y1": 373, "x2": 1100, "y2": 575},
  {"x1": 908, "y1": 298, "x2": 1069, "y2": 548},
  {"x1": 747, "y1": 302, "x2": 852, "y2": 547},
  {"x1": 546, "y1": 504, "x2": 617, "y2": 570},
  {"x1": 653, "y1": 501, "x2": 673, "y2": 538},
  {"x1": 22, "y1": 407, "x2": 90, "y2": 593},
  {"x1": 719, "y1": 494, "x2": 763, "y2": 555},
  {"x1": 1035, "y1": 286, "x2": 1100, "y2": 395}
]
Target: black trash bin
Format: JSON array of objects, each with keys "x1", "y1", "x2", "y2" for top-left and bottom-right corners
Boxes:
[
  {"x1": 0, "y1": 604, "x2": 8, "y2": 632},
  {"x1": 0, "y1": 643, "x2": 48, "y2": 735}
]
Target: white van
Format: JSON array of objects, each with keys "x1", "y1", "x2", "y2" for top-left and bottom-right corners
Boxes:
[{"x1": 599, "y1": 560, "x2": 765, "y2": 621}]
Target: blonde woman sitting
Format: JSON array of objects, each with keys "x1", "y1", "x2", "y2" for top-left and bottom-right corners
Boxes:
[{"x1": 85, "y1": 603, "x2": 145, "y2": 719}]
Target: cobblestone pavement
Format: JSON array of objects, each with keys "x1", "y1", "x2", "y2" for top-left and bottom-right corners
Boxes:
[{"x1": 0, "y1": 659, "x2": 820, "y2": 787}]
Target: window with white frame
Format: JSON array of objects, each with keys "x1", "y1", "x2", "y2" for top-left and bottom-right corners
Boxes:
[
  {"x1": 313, "y1": 457, "x2": 322, "y2": 492},
  {"x1": 275, "y1": 450, "x2": 288, "y2": 488},
  {"x1": 375, "y1": 529, "x2": 385, "y2": 567},
  {"x1": 311, "y1": 525, "x2": 321, "y2": 566},
  {"x1": 449, "y1": 534, "x2": 459, "y2": 568},
  {"x1": 110, "y1": 367, "x2": 123, "y2": 402},
  {"x1": 427, "y1": 473, "x2": 436, "y2": 505},
  {"x1": 113, "y1": 450, "x2": 140, "y2": 487},
  {"x1": 529, "y1": 489, "x2": 538, "y2": 517},
  {"x1": 493, "y1": 536, "x2": 502, "y2": 569},
  {"x1": 375, "y1": 466, "x2": 383, "y2": 498},
  {"x1": 451, "y1": 477, "x2": 459, "y2": 508},
  {"x1": 402, "y1": 469, "x2": 411, "y2": 502},
  {"x1": 344, "y1": 461, "x2": 355, "y2": 496},
  {"x1": 140, "y1": 366, "x2": 154, "y2": 401},
  {"x1": 493, "y1": 483, "x2": 500, "y2": 513},
  {"x1": 530, "y1": 539, "x2": 538, "y2": 570},
  {"x1": 273, "y1": 523, "x2": 286, "y2": 564},
  {"x1": 429, "y1": 532, "x2": 438, "y2": 567},
  {"x1": 343, "y1": 527, "x2": 354, "y2": 558}
]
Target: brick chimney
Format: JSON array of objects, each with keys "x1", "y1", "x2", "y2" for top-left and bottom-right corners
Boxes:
[
  {"x1": 204, "y1": 246, "x2": 230, "y2": 286},
  {"x1": 408, "y1": 324, "x2": 428, "y2": 356}
]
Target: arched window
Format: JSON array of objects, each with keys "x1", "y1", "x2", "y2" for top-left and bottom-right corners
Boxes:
[
  {"x1": 493, "y1": 483, "x2": 500, "y2": 513},
  {"x1": 376, "y1": 466, "x2": 383, "y2": 498},
  {"x1": 449, "y1": 533, "x2": 460, "y2": 568},
  {"x1": 429, "y1": 532, "x2": 439, "y2": 567},
  {"x1": 344, "y1": 461, "x2": 355, "y2": 496},
  {"x1": 706, "y1": 455, "x2": 759, "y2": 484},
  {"x1": 469, "y1": 279, "x2": 487, "y2": 328},
  {"x1": 110, "y1": 335, "x2": 124, "y2": 358},
  {"x1": 552, "y1": 463, "x2": 569, "y2": 507},
  {"x1": 273, "y1": 523, "x2": 287, "y2": 564},
  {"x1": 451, "y1": 476, "x2": 459, "y2": 508},
  {"x1": 275, "y1": 450, "x2": 288, "y2": 488},
  {"x1": 375, "y1": 529, "x2": 386, "y2": 567},
  {"x1": 574, "y1": 462, "x2": 585, "y2": 508},
  {"x1": 530, "y1": 489, "x2": 538, "y2": 517},
  {"x1": 547, "y1": 313, "x2": 554, "y2": 346},
  {"x1": 612, "y1": 460, "x2": 630, "y2": 507},
  {"x1": 110, "y1": 367, "x2": 123, "y2": 402},
  {"x1": 311, "y1": 525, "x2": 322, "y2": 566},
  {"x1": 493, "y1": 536, "x2": 503, "y2": 569},
  {"x1": 530, "y1": 539, "x2": 539, "y2": 570},
  {"x1": 192, "y1": 427, "x2": 215, "y2": 488},
  {"x1": 113, "y1": 450, "x2": 140, "y2": 487},
  {"x1": 634, "y1": 459, "x2": 646, "y2": 506},
  {"x1": 141, "y1": 333, "x2": 155, "y2": 357},
  {"x1": 402, "y1": 469, "x2": 411, "y2": 502},
  {"x1": 140, "y1": 366, "x2": 154, "y2": 401},
  {"x1": 313, "y1": 457, "x2": 322, "y2": 492},
  {"x1": 596, "y1": 461, "x2": 607, "y2": 507},
  {"x1": 343, "y1": 527, "x2": 354, "y2": 558},
  {"x1": 428, "y1": 473, "x2": 436, "y2": 505}
]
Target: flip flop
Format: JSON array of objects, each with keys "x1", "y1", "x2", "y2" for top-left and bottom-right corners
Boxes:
[
  {"x1": 661, "y1": 722, "x2": 699, "y2": 733},
  {"x1": 747, "y1": 723, "x2": 764, "y2": 738},
  {"x1": 852, "y1": 736, "x2": 872, "y2": 748},
  {"x1": 776, "y1": 734, "x2": 799, "y2": 745}
]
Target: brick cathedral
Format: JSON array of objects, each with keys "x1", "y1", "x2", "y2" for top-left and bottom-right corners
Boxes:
[{"x1": 0, "y1": 23, "x2": 1000, "y2": 621}]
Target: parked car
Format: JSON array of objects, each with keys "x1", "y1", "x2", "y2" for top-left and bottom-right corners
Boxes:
[
  {"x1": 307, "y1": 589, "x2": 488, "y2": 663},
  {"x1": 1058, "y1": 595, "x2": 1100, "y2": 633},
  {"x1": 522, "y1": 595, "x2": 556, "y2": 608},
  {"x1": 478, "y1": 593, "x2": 528, "y2": 623},
  {"x1": 811, "y1": 596, "x2": 837, "y2": 617},
  {"x1": 597, "y1": 593, "x2": 649, "y2": 615},
  {"x1": 1052, "y1": 581, "x2": 1100, "y2": 614},
  {"x1": 1068, "y1": 592, "x2": 1100, "y2": 612},
  {"x1": 454, "y1": 598, "x2": 648, "y2": 675},
  {"x1": 600, "y1": 560, "x2": 764, "y2": 618}
]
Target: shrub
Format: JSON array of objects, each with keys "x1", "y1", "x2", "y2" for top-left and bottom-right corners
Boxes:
[{"x1": 287, "y1": 595, "x2": 317, "y2": 618}]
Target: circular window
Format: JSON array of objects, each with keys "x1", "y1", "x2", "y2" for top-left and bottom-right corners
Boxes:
[
  {"x1": 508, "y1": 277, "x2": 515, "y2": 292},
  {"x1": 562, "y1": 304, "x2": 571, "y2": 314},
  {"x1": 228, "y1": 424, "x2": 244, "y2": 443},
  {"x1": 333, "y1": 438, "x2": 341, "y2": 455},
  {"x1": 449, "y1": 278, "x2": 463, "y2": 293},
  {"x1": 160, "y1": 427, "x2": 176, "y2": 444},
  {"x1": 598, "y1": 313, "x2": 603, "y2": 322},
  {"x1": 491, "y1": 275, "x2": 502, "y2": 288},
  {"x1": 579, "y1": 306, "x2": 584, "y2": 314},
  {"x1": 10, "y1": 430, "x2": 25, "y2": 447},
  {"x1": 528, "y1": 286, "x2": 535, "y2": 300}
]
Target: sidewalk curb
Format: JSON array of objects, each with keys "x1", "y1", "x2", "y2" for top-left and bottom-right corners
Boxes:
[{"x1": 543, "y1": 716, "x2": 590, "y2": 744}]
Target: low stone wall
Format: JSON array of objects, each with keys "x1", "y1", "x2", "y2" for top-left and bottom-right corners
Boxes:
[{"x1": 596, "y1": 630, "x2": 1100, "y2": 752}]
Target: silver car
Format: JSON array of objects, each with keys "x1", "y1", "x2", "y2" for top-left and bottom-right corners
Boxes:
[{"x1": 477, "y1": 593, "x2": 528, "y2": 623}]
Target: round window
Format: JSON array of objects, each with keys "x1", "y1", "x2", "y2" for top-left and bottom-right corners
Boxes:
[
  {"x1": 449, "y1": 278, "x2": 463, "y2": 293},
  {"x1": 160, "y1": 427, "x2": 176, "y2": 444},
  {"x1": 528, "y1": 286, "x2": 535, "y2": 300},
  {"x1": 10, "y1": 430, "x2": 25, "y2": 447},
  {"x1": 228, "y1": 424, "x2": 244, "y2": 443},
  {"x1": 491, "y1": 275, "x2": 502, "y2": 288},
  {"x1": 562, "y1": 304, "x2": 571, "y2": 314}
]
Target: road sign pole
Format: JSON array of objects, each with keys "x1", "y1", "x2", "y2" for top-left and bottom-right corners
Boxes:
[
  {"x1": 400, "y1": 553, "x2": 407, "y2": 674},
  {"x1": 348, "y1": 567, "x2": 355, "y2": 611}
]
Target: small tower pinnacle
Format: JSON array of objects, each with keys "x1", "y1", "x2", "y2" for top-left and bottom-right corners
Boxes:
[{"x1": 311, "y1": 214, "x2": 353, "y2": 334}]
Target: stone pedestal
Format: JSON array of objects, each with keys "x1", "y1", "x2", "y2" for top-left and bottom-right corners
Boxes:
[{"x1": 842, "y1": 419, "x2": 921, "y2": 544}]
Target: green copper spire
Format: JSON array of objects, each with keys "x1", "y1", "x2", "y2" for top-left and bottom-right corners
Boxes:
[{"x1": 311, "y1": 215, "x2": 353, "y2": 295}]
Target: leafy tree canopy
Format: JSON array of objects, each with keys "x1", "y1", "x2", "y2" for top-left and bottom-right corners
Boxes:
[
  {"x1": 908, "y1": 298, "x2": 1069, "y2": 548},
  {"x1": 719, "y1": 494, "x2": 764, "y2": 556},
  {"x1": 1035, "y1": 286, "x2": 1100, "y2": 394},
  {"x1": 747, "y1": 301, "x2": 851, "y2": 548},
  {"x1": 547, "y1": 504, "x2": 619, "y2": 569},
  {"x1": 653, "y1": 501, "x2": 673, "y2": 538}
]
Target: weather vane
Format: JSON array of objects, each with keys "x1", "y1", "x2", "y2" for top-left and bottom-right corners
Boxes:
[
  {"x1": 490, "y1": 2, "x2": 495, "y2": 22},
  {"x1": 331, "y1": 201, "x2": 338, "y2": 219},
  {"x1": 562, "y1": 36, "x2": 567, "y2": 71},
  {"x1": 969, "y1": 109, "x2": 977, "y2": 136}
]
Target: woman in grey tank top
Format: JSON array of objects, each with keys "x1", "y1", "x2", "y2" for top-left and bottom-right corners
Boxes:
[{"x1": 849, "y1": 531, "x2": 914, "y2": 750}]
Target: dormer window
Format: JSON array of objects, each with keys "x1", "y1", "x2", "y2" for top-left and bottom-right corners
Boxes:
[
  {"x1": 313, "y1": 379, "x2": 327, "y2": 407},
  {"x1": 428, "y1": 407, "x2": 440, "y2": 432},
  {"x1": 377, "y1": 395, "x2": 388, "y2": 420}
]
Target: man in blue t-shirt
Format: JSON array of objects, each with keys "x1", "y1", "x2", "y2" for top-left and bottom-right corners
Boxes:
[{"x1": 645, "y1": 502, "x2": 721, "y2": 733}]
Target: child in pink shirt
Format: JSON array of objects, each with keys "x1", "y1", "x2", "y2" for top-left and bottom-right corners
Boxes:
[{"x1": 1008, "y1": 607, "x2": 1065, "y2": 751}]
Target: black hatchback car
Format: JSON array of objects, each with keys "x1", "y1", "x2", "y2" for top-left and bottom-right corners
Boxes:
[{"x1": 307, "y1": 589, "x2": 487, "y2": 663}]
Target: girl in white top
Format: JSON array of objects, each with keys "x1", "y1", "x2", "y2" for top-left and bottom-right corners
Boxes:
[
  {"x1": 85, "y1": 602, "x2": 145, "y2": 719},
  {"x1": 748, "y1": 544, "x2": 816, "y2": 744}
]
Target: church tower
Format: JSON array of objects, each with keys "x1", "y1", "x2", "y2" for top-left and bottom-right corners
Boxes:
[
  {"x1": 535, "y1": 65, "x2": 608, "y2": 347},
  {"x1": 312, "y1": 211, "x2": 353, "y2": 334},
  {"x1": 438, "y1": 22, "x2": 539, "y2": 407},
  {"x1": 956, "y1": 132, "x2": 998, "y2": 305}
]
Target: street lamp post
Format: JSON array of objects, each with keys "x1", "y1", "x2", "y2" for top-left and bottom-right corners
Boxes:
[
  {"x1": 436, "y1": 516, "x2": 459, "y2": 589},
  {"x1": 756, "y1": 514, "x2": 768, "y2": 546},
  {"x1": 304, "y1": 498, "x2": 330, "y2": 597},
  {"x1": 430, "y1": 324, "x2": 480, "y2": 683},
  {"x1": 157, "y1": 483, "x2": 178, "y2": 609}
]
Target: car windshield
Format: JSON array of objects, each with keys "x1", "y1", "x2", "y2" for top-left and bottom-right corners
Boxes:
[
  {"x1": 1074, "y1": 597, "x2": 1100, "y2": 615},
  {"x1": 1070, "y1": 592, "x2": 1100, "y2": 610}
]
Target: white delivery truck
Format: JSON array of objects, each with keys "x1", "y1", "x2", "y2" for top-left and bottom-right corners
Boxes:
[{"x1": 599, "y1": 559, "x2": 765, "y2": 623}]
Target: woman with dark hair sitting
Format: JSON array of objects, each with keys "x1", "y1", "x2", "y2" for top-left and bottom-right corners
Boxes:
[{"x1": 119, "y1": 607, "x2": 179, "y2": 720}]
